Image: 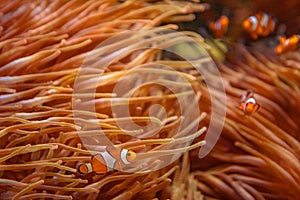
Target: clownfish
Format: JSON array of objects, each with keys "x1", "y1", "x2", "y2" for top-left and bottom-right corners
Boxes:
[
  {"x1": 275, "y1": 34, "x2": 300, "y2": 54},
  {"x1": 209, "y1": 15, "x2": 229, "y2": 38},
  {"x1": 242, "y1": 12, "x2": 276, "y2": 40},
  {"x1": 77, "y1": 146, "x2": 136, "y2": 174},
  {"x1": 239, "y1": 90, "x2": 260, "y2": 115}
]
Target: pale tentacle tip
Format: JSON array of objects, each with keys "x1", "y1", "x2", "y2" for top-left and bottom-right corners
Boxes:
[
  {"x1": 50, "y1": 144, "x2": 59, "y2": 150},
  {"x1": 170, "y1": 138, "x2": 176, "y2": 143},
  {"x1": 56, "y1": 160, "x2": 63, "y2": 164}
]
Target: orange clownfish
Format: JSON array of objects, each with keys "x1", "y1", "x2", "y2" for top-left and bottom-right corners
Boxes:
[
  {"x1": 77, "y1": 146, "x2": 136, "y2": 174},
  {"x1": 242, "y1": 12, "x2": 275, "y2": 40},
  {"x1": 209, "y1": 15, "x2": 229, "y2": 39},
  {"x1": 239, "y1": 90, "x2": 260, "y2": 115},
  {"x1": 275, "y1": 34, "x2": 300, "y2": 54}
]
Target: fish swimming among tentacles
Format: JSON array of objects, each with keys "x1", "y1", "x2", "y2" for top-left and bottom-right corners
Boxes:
[
  {"x1": 77, "y1": 146, "x2": 136, "y2": 174},
  {"x1": 239, "y1": 90, "x2": 260, "y2": 115},
  {"x1": 209, "y1": 15, "x2": 229, "y2": 39},
  {"x1": 242, "y1": 12, "x2": 276, "y2": 40},
  {"x1": 275, "y1": 34, "x2": 300, "y2": 54}
]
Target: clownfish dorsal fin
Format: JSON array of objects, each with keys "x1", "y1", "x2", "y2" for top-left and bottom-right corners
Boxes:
[
  {"x1": 106, "y1": 145, "x2": 122, "y2": 162},
  {"x1": 106, "y1": 145, "x2": 119, "y2": 155},
  {"x1": 246, "y1": 90, "x2": 253, "y2": 96}
]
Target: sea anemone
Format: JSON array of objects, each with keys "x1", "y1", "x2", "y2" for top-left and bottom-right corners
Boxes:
[
  {"x1": 190, "y1": 45, "x2": 300, "y2": 199},
  {"x1": 0, "y1": 0, "x2": 210, "y2": 199},
  {"x1": 1, "y1": 0, "x2": 300, "y2": 200}
]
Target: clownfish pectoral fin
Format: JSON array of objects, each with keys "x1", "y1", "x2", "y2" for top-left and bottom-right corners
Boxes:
[
  {"x1": 250, "y1": 33, "x2": 258, "y2": 40},
  {"x1": 253, "y1": 104, "x2": 260, "y2": 112},
  {"x1": 256, "y1": 26, "x2": 264, "y2": 35},
  {"x1": 112, "y1": 162, "x2": 122, "y2": 171}
]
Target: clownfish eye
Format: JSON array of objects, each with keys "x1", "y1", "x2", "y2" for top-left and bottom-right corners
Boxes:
[{"x1": 126, "y1": 150, "x2": 136, "y2": 162}]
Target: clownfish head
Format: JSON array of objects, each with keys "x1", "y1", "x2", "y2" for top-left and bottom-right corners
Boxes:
[
  {"x1": 106, "y1": 145, "x2": 137, "y2": 166},
  {"x1": 288, "y1": 35, "x2": 300, "y2": 47},
  {"x1": 126, "y1": 150, "x2": 137, "y2": 163},
  {"x1": 243, "y1": 16, "x2": 256, "y2": 32},
  {"x1": 119, "y1": 149, "x2": 136, "y2": 165},
  {"x1": 209, "y1": 15, "x2": 229, "y2": 38},
  {"x1": 219, "y1": 15, "x2": 229, "y2": 27}
]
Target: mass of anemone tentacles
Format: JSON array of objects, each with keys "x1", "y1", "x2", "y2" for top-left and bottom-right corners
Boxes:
[{"x1": 0, "y1": 0, "x2": 300, "y2": 200}]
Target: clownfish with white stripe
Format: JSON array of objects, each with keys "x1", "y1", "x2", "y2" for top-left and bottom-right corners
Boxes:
[
  {"x1": 77, "y1": 146, "x2": 136, "y2": 174},
  {"x1": 209, "y1": 15, "x2": 229, "y2": 39},
  {"x1": 275, "y1": 34, "x2": 300, "y2": 54},
  {"x1": 242, "y1": 12, "x2": 276, "y2": 40},
  {"x1": 239, "y1": 90, "x2": 260, "y2": 115}
]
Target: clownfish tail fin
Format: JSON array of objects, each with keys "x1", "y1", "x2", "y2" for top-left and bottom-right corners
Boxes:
[
  {"x1": 77, "y1": 163, "x2": 93, "y2": 174},
  {"x1": 255, "y1": 104, "x2": 261, "y2": 112}
]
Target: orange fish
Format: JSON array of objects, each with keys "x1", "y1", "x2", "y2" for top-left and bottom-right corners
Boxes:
[
  {"x1": 209, "y1": 15, "x2": 229, "y2": 38},
  {"x1": 275, "y1": 34, "x2": 300, "y2": 54},
  {"x1": 242, "y1": 12, "x2": 275, "y2": 40},
  {"x1": 77, "y1": 146, "x2": 136, "y2": 174},
  {"x1": 239, "y1": 90, "x2": 260, "y2": 115}
]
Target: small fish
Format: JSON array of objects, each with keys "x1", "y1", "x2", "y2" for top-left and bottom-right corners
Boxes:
[
  {"x1": 77, "y1": 146, "x2": 136, "y2": 174},
  {"x1": 209, "y1": 15, "x2": 229, "y2": 39},
  {"x1": 275, "y1": 34, "x2": 300, "y2": 54},
  {"x1": 242, "y1": 12, "x2": 276, "y2": 40},
  {"x1": 239, "y1": 90, "x2": 260, "y2": 115}
]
